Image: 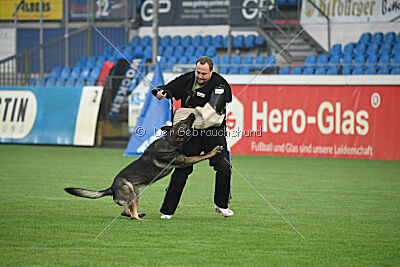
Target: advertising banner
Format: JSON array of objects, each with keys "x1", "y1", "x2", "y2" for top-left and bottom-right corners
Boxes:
[
  {"x1": 226, "y1": 83, "x2": 400, "y2": 161},
  {"x1": 0, "y1": 0, "x2": 63, "y2": 21},
  {"x1": 69, "y1": 0, "x2": 134, "y2": 20},
  {"x1": 140, "y1": 0, "x2": 264, "y2": 26},
  {"x1": 301, "y1": 0, "x2": 400, "y2": 24},
  {"x1": 0, "y1": 86, "x2": 103, "y2": 146}
]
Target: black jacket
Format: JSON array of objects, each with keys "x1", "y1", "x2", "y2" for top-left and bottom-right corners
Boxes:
[{"x1": 162, "y1": 71, "x2": 232, "y2": 112}]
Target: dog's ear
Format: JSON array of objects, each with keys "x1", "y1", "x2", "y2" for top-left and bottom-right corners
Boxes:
[{"x1": 161, "y1": 125, "x2": 172, "y2": 132}]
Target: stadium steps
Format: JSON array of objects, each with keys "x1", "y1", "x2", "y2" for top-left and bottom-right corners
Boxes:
[{"x1": 261, "y1": 24, "x2": 326, "y2": 63}]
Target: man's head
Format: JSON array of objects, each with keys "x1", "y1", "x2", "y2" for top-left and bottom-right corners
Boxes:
[{"x1": 195, "y1": 56, "x2": 213, "y2": 85}]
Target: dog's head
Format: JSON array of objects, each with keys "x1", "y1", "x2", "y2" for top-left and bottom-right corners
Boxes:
[{"x1": 161, "y1": 113, "x2": 195, "y2": 146}]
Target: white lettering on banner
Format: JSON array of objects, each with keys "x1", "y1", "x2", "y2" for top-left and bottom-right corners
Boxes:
[
  {"x1": 0, "y1": 90, "x2": 37, "y2": 139},
  {"x1": 252, "y1": 101, "x2": 369, "y2": 136},
  {"x1": 250, "y1": 141, "x2": 373, "y2": 157}
]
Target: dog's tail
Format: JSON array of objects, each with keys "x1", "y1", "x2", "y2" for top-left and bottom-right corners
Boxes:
[{"x1": 64, "y1": 187, "x2": 112, "y2": 199}]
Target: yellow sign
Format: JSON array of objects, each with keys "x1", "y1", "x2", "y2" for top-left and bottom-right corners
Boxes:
[{"x1": 0, "y1": 0, "x2": 63, "y2": 20}]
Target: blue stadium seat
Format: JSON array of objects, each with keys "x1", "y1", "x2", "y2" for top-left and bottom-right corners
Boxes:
[
  {"x1": 195, "y1": 46, "x2": 206, "y2": 58},
  {"x1": 395, "y1": 33, "x2": 400, "y2": 43},
  {"x1": 377, "y1": 66, "x2": 390, "y2": 74},
  {"x1": 212, "y1": 56, "x2": 220, "y2": 65},
  {"x1": 329, "y1": 55, "x2": 341, "y2": 66},
  {"x1": 174, "y1": 46, "x2": 185, "y2": 57},
  {"x1": 161, "y1": 35, "x2": 172, "y2": 47},
  {"x1": 55, "y1": 78, "x2": 66, "y2": 87},
  {"x1": 188, "y1": 57, "x2": 197, "y2": 65},
  {"x1": 343, "y1": 43, "x2": 356, "y2": 57},
  {"x1": 219, "y1": 67, "x2": 229, "y2": 74},
  {"x1": 106, "y1": 56, "x2": 117, "y2": 63},
  {"x1": 265, "y1": 56, "x2": 276, "y2": 68},
  {"x1": 304, "y1": 55, "x2": 317, "y2": 66},
  {"x1": 365, "y1": 66, "x2": 377, "y2": 74},
  {"x1": 65, "y1": 78, "x2": 76, "y2": 87},
  {"x1": 202, "y1": 35, "x2": 213, "y2": 46},
  {"x1": 254, "y1": 56, "x2": 265, "y2": 70},
  {"x1": 143, "y1": 46, "x2": 153, "y2": 59},
  {"x1": 171, "y1": 36, "x2": 182, "y2": 47},
  {"x1": 378, "y1": 43, "x2": 392, "y2": 56},
  {"x1": 96, "y1": 56, "x2": 105, "y2": 68},
  {"x1": 193, "y1": 35, "x2": 203, "y2": 45},
  {"x1": 371, "y1": 32, "x2": 383, "y2": 44},
  {"x1": 213, "y1": 35, "x2": 224, "y2": 48},
  {"x1": 243, "y1": 56, "x2": 253, "y2": 66},
  {"x1": 279, "y1": 67, "x2": 290, "y2": 74},
  {"x1": 90, "y1": 67, "x2": 102, "y2": 80},
  {"x1": 167, "y1": 56, "x2": 178, "y2": 66},
  {"x1": 77, "y1": 56, "x2": 87, "y2": 67},
  {"x1": 330, "y1": 44, "x2": 342, "y2": 57},
  {"x1": 223, "y1": 36, "x2": 232, "y2": 47},
  {"x1": 239, "y1": 67, "x2": 251, "y2": 74},
  {"x1": 36, "y1": 77, "x2": 47, "y2": 86},
  {"x1": 60, "y1": 66, "x2": 73, "y2": 78},
  {"x1": 50, "y1": 66, "x2": 62, "y2": 77},
  {"x1": 29, "y1": 77, "x2": 36, "y2": 86},
  {"x1": 230, "y1": 67, "x2": 240, "y2": 74},
  {"x1": 255, "y1": 35, "x2": 265, "y2": 46},
  {"x1": 352, "y1": 66, "x2": 364, "y2": 74},
  {"x1": 220, "y1": 56, "x2": 231, "y2": 69},
  {"x1": 378, "y1": 54, "x2": 391, "y2": 65},
  {"x1": 392, "y1": 53, "x2": 400, "y2": 63},
  {"x1": 130, "y1": 36, "x2": 141, "y2": 46},
  {"x1": 354, "y1": 43, "x2": 367, "y2": 56},
  {"x1": 177, "y1": 56, "x2": 189, "y2": 64},
  {"x1": 244, "y1": 34, "x2": 256, "y2": 48},
  {"x1": 366, "y1": 43, "x2": 379, "y2": 56},
  {"x1": 291, "y1": 66, "x2": 303, "y2": 74},
  {"x1": 391, "y1": 67, "x2": 400, "y2": 74},
  {"x1": 383, "y1": 32, "x2": 396, "y2": 43},
  {"x1": 45, "y1": 77, "x2": 57, "y2": 87},
  {"x1": 205, "y1": 46, "x2": 216, "y2": 57},
  {"x1": 342, "y1": 66, "x2": 353, "y2": 75},
  {"x1": 70, "y1": 66, "x2": 82, "y2": 79},
  {"x1": 87, "y1": 56, "x2": 98, "y2": 67},
  {"x1": 392, "y1": 44, "x2": 400, "y2": 55},
  {"x1": 315, "y1": 66, "x2": 327, "y2": 74},
  {"x1": 159, "y1": 57, "x2": 168, "y2": 71},
  {"x1": 75, "y1": 78, "x2": 84, "y2": 87},
  {"x1": 163, "y1": 46, "x2": 174, "y2": 57},
  {"x1": 366, "y1": 55, "x2": 378, "y2": 65},
  {"x1": 86, "y1": 78, "x2": 96, "y2": 86},
  {"x1": 359, "y1": 32, "x2": 372, "y2": 44},
  {"x1": 303, "y1": 66, "x2": 315, "y2": 74},
  {"x1": 232, "y1": 55, "x2": 242, "y2": 65},
  {"x1": 354, "y1": 55, "x2": 366, "y2": 66},
  {"x1": 316, "y1": 54, "x2": 330, "y2": 65},
  {"x1": 140, "y1": 36, "x2": 151, "y2": 46},
  {"x1": 80, "y1": 67, "x2": 92, "y2": 79},
  {"x1": 327, "y1": 66, "x2": 339, "y2": 75},
  {"x1": 233, "y1": 35, "x2": 245, "y2": 48},
  {"x1": 184, "y1": 46, "x2": 195, "y2": 57}
]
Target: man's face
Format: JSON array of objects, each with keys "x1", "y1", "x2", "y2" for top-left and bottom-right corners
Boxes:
[{"x1": 195, "y1": 62, "x2": 213, "y2": 85}]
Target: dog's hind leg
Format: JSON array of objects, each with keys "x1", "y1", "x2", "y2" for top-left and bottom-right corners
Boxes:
[{"x1": 128, "y1": 190, "x2": 141, "y2": 220}]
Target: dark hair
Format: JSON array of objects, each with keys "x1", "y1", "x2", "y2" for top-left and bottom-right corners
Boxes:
[{"x1": 196, "y1": 56, "x2": 214, "y2": 71}]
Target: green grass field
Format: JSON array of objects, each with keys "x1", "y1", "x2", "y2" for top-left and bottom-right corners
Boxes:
[{"x1": 0, "y1": 144, "x2": 399, "y2": 266}]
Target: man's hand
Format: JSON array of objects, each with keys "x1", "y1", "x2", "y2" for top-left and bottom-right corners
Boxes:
[{"x1": 156, "y1": 90, "x2": 167, "y2": 100}]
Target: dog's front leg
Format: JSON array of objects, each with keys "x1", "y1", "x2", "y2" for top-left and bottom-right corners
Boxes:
[{"x1": 174, "y1": 145, "x2": 223, "y2": 167}]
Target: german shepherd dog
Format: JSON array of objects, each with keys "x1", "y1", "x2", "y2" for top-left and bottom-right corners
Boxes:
[{"x1": 65, "y1": 113, "x2": 223, "y2": 220}]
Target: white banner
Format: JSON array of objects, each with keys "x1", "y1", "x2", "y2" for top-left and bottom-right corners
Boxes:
[{"x1": 301, "y1": 0, "x2": 400, "y2": 24}]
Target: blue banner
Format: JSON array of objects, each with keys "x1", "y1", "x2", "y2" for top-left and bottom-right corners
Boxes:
[
  {"x1": 0, "y1": 86, "x2": 103, "y2": 146},
  {"x1": 124, "y1": 63, "x2": 172, "y2": 156}
]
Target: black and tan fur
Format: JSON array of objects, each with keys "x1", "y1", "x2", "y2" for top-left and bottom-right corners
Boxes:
[{"x1": 65, "y1": 114, "x2": 222, "y2": 220}]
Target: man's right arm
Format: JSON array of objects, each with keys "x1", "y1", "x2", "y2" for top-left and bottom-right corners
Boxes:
[{"x1": 151, "y1": 73, "x2": 189, "y2": 100}]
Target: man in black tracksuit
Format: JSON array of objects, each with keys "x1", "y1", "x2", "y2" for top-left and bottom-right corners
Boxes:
[{"x1": 152, "y1": 56, "x2": 234, "y2": 219}]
